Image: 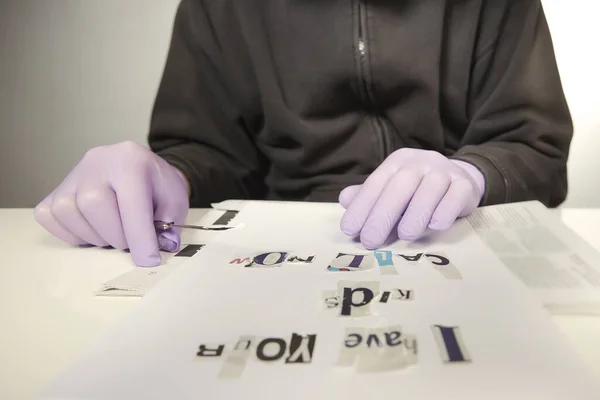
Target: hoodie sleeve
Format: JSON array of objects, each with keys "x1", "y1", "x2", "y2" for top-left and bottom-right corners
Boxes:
[
  {"x1": 147, "y1": 0, "x2": 268, "y2": 207},
  {"x1": 451, "y1": 0, "x2": 573, "y2": 208}
]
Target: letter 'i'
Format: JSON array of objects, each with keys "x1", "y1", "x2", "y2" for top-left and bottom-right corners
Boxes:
[{"x1": 431, "y1": 325, "x2": 471, "y2": 363}]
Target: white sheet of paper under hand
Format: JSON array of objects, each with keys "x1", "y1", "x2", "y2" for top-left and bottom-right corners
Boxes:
[{"x1": 43, "y1": 201, "x2": 600, "y2": 399}]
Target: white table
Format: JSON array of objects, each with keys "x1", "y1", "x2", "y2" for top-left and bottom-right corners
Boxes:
[{"x1": 1, "y1": 208, "x2": 600, "y2": 399}]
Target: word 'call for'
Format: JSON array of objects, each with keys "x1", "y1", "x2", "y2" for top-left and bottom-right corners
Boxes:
[{"x1": 229, "y1": 250, "x2": 462, "y2": 279}]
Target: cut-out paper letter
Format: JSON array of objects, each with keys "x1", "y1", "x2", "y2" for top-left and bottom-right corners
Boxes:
[
  {"x1": 431, "y1": 325, "x2": 471, "y2": 363},
  {"x1": 375, "y1": 250, "x2": 398, "y2": 275},
  {"x1": 337, "y1": 326, "x2": 418, "y2": 373},
  {"x1": 425, "y1": 252, "x2": 462, "y2": 280},
  {"x1": 285, "y1": 334, "x2": 317, "y2": 364},
  {"x1": 255, "y1": 338, "x2": 287, "y2": 362},
  {"x1": 338, "y1": 281, "x2": 380, "y2": 317},
  {"x1": 217, "y1": 335, "x2": 255, "y2": 379},
  {"x1": 229, "y1": 257, "x2": 251, "y2": 265},
  {"x1": 244, "y1": 252, "x2": 289, "y2": 268},
  {"x1": 197, "y1": 344, "x2": 225, "y2": 358},
  {"x1": 327, "y1": 253, "x2": 374, "y2": 272},
  {"x1": 175, "y1": 244, "x2": 205, "y2": 257},
  {"x1": 286, "y1": 253, "x2": 315, "y2": 264},
  {"x1": 213, "y1": 210, "x2": 239, "y2": 225},
  {"x1": 322, "y1": 290, "x2": 340, "y2": 309},
  {"x1": 379, "y1": 289, "x2": 414, "y2": 303}
]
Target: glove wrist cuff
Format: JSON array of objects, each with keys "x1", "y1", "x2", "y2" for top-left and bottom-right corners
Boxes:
[{"x1": 450, "y1": 160, "x2": 486, "y2": 204}]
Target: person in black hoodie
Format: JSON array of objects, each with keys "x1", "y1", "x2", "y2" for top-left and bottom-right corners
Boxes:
[{"x1": 34, "y1": 0, "x2": 573, "y2": 267}]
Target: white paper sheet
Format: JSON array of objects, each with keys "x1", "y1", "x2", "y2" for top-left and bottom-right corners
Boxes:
[
  {"x1": 467, "y1": 201, "x2": 600, "y2": 312},
  {"x1": 40, "y1": 201, "x2": 600, "y2": 399}
]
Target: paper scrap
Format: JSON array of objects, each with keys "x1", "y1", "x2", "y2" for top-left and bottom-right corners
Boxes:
[
  {"x1": 374, "y1": 250, "x2": 398, "y2": 275},
  {"x1": 217, "y1": 335, "x2": 255, "y2": 379},
  {"x1": 96, "y1": 264, "x2": 176, "y2": 297},
  {"x1": 468, "y1": 201, "x2": 600, "y2": 312},
  {"x1": 335, "y1": 326, "x2": 418, "y2": 373},
  {"x1": 431, "y1": 325, "x2": 471, "y2": 363},
  {"x1": 337, "y1": 280, "x2": 380, "y2": 317},
  {"x1": 327, "y1": 252, "x2": 374, "y2": 272},
  {"x1": 175, "y1": 244, "x2": 206, "y2": 257},
  {"x1": 213, "y1": 210, "x2": 239, "y2": 225}
]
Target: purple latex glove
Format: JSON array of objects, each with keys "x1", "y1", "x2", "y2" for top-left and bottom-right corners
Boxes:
[
  {"x1": 339, "y1": 148, "x2": 485, "y2": 249},
  {"x1": 34, "y1": 141, "x2": 189, "y2": 267}
]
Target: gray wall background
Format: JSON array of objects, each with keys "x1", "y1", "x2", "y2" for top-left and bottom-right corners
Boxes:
[
  {"x1": 0, "y1": 0, "x2": 179, "y2": 207},
  {"x1": 1, "y1": 0, "x2": 599, "y2": 208}
]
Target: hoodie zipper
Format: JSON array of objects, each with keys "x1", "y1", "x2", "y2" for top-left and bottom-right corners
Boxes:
[{"x1": 356, "y1": 0, "x2": 390, "y2": 162}]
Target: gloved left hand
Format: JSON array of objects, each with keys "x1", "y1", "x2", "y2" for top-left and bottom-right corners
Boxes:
[{"x1": 339, "y1": 148, "x2": 485, "y2": 249}]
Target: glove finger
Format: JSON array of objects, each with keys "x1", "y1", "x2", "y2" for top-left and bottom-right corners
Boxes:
[
  {"x1": 338, "y1": 185, "x2": 362, "y2": 209},
  {"x1": 49, "y1": 190, "x2": 109, "y2": 247},
  {"x1": 76, "y1": 184, "x2": 128, "y2": 250},
  {"x1": 397, "y1": 171, "x2": 451, "y2": 241},
  {"x1": 360, "y1": 168, "x2": 423, "y2": 249},
  {"x1": 153, "y1": 191, "x2": 189, "y2": 254},
  {"x1": 429, "y1": 179, "x2": 473, "y2": 231},
  {"x1": 34, "y1": 192, "x2": 87, "y2": 246},
  {"x1": 340, "y1": 163, "x2": 402, "y2": 236},
  {"x1": 114, "y1": 168, "x2": 162, "y2": 267}
]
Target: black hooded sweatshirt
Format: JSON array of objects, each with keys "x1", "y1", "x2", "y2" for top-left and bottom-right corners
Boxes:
[{"x1": 148, "y1": 0, "x2": 573, "y2": 208}]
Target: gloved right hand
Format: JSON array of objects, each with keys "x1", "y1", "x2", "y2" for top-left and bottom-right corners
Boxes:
[{"x1": 34, "y1": 141, "x2": 189, "y2": 267}]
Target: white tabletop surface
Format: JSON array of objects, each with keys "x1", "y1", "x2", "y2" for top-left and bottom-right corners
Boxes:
[{"x1": 1, "y1": 207, "x2": 600, "y2": 399}]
